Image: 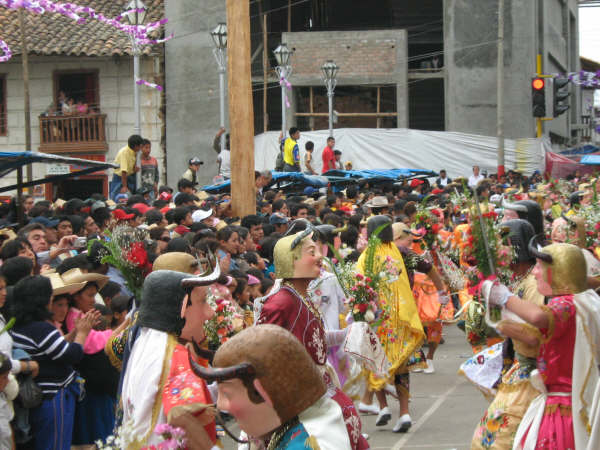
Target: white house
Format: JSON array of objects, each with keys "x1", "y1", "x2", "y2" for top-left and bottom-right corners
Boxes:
[{"x1": 0, "y1": 0, "x2": 164, "y2": 200}]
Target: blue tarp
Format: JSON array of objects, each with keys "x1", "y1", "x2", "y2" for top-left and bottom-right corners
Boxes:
[
  {"x1": 323, "y1": 168, "x2": 438, "y2": 179},
  {"x1": 201, "y1": 168, "x2": 438, "y2": 194},
  {"x1": 580, "y1": 155, "x2": 600, "y2": 165},
  {"x1": 559, "y1": 145, "x2": 600, "y2": 156},
  {"x1": 0, "y1": 151, "x2": 117, "y2": 193}
]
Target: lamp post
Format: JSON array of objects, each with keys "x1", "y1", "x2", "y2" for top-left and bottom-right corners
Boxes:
[
  {"x1": 124, "y1": 0, "x2": 146, "y2": 190},
  {"x1": 211, "y1": 23, "x2": 228, "y2": 153},
  {"x1": 273, "y1": 43, "x2": 293, "y2": 136},
  {"x1": 321, "y1": 60, "x2": 339, "y2": 137}
]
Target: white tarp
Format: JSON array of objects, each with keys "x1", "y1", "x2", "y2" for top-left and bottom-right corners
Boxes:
[{"x1": 254, "y1": 128, "x2": 546, "y2": 178}]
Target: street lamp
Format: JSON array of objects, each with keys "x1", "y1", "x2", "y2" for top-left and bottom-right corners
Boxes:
[
  {"x1": 124, "y1": 0, "x2": 146, "y2": 190},
  {"x1": 211, "y1": 23, "x2": 228, "y2": 153},
  {"x1": 273, "y1": 43, "x2": 293, "y2": 135},
  {"x1": 321, "y1": 60, "x2": 339, "y2": 137}
]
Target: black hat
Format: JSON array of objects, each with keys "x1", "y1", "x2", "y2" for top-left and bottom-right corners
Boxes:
[
  {"x1": 138, "y1": 263, "x2": 220, "y2": 336},
  {"x1": 502, "y1": 219, "x2": 536, "y2": 263},
  {"x1": 502, "y1": 199, "x2": 543, "y2": 236},
  {"x1": 366, "y1": 215, "x2": 393, "y2": 243}
]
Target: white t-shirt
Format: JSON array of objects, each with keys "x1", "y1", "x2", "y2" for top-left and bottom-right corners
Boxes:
[
  {"x1": 439, "y1": 177, "x2": 449, "y2": 186},
  {"x1": 468, "y1": 174, "x2": 484, "y2": 188},
  {"x1": 217, "y1": 150, "x2": 231, "y2": 178}
]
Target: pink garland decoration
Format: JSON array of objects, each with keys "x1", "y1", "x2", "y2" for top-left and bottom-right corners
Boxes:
[
  {"x1": 0, "y1": 0, "x2": 172, "y2": 63},
  {"x1": 0, "y1": 38, "x2": 11, "y2": 62},
  {"x1": 279, "y1": 76, "x2": 292, "y2": 108},
  {"x1": 136, "y1": 78, "x2": 163, "y2": 91}
]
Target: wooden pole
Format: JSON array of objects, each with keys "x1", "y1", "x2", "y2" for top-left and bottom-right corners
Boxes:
[
  {"x1": 262, "y1": 12, "x2": 268, "y2": 132},
  {"x1": 496, "y1": 0, "x2": 505, "y2": 176},
  {"x1": 287, "y1": 0, "x2": 292, "y2": 32},
  {"x1": 226, "y1": 0, "x2": 256, "y2": 217},
  {"x1": 19, "y1": 10, "x2": 33, "y2": 188}
]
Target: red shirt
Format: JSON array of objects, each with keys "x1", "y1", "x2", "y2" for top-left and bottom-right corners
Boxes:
[{"x1": 322, "y1": 145, "x2": 336, "y2": 174}]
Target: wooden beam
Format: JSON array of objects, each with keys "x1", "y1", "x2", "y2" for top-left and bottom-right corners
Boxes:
[
  {"x1": 376, "y1": 86, "x2": 381, "y2": 129},
  {"x1": 295, "y1": 112, "x2": 397, "y2": 117},
  {"x1": 19, "y1": 10, "x2": 32, "y2": 188},
  {"x1": 226, "y1": 0, "x2": 256, "y2": 217},
  {"x1": 262, "y1": 10, "x2": 268, "y2": 132},
  {"x1": 309, "y1": 87, "x2": 314, "y2": 130}
]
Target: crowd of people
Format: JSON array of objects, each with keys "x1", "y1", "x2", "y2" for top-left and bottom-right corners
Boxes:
[{"x1": 0, "y1": 129, "x2": 598, "y2": 449}]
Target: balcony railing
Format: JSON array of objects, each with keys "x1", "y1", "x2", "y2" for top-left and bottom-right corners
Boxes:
[{"x1": 39, "y1": 114, "x2": 108, "y2": 153}]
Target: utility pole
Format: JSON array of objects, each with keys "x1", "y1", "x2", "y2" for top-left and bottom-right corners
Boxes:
[
  {"x1": 496, "y1": 0, "x2": 505, "y2": 176},
  {"x1": 19, "y1": 9, "x2": 32, "y2": 189},
  {"x1": 226, "y1": 0, "x2": 256, "y2": 217}
]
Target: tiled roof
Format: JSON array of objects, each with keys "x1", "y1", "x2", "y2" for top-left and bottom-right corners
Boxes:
[{"x1": 0, "y1": 0, "x2": 164, "y2": 57}]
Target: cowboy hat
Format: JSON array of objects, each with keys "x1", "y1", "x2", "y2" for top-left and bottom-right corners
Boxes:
[
  {"x1": 60, "y1": 268, "x2": 109, "y2": 292},
  {"x1": 44, "y1": 271, "x2": 87, "y2": 296},
  {"x1": 364, "y1": 196, "x2": 389, "y2": 208}
]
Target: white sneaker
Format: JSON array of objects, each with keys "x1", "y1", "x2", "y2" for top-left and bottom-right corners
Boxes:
[
  {"x1": 411, "y1": 367, "x2": 424, "y2": 373},
  {"x1": 357, "y1": 402, "x2": 379, "y2": 415},
  {"x1": 375, "y1": 406, "x2": 391, "y2": 426},
  {"x1": 423, "y1": 359, "x2": 435, "y2": 374},
  {"x1": 392, "y1": 414, "x2": 412, "y2": 433}
]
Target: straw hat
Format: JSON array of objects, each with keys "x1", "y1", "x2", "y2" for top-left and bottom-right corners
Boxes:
[
  {"x1": 364, "y1": 196, "x2": 389, "y2": 208},
  {"x1": 392, "y1": 222, "x2": 422, "y2": 241},
  {"x1": 152, "y1": 252, "x2": 199, "y2": 274},
  {"x1": 44, "y1": 271, "x2": 87, "y2": 296},
  {"x1": 60, "y1": 268, "x2": 109, "y2": 291}
]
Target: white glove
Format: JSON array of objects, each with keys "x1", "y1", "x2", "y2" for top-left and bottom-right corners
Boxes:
[
  {"x1": 437, "y1": 290, "x2": 450, "y2": 305},
  {"x1": 481, "y1": 280, "x2": 512, "y2": 307}
]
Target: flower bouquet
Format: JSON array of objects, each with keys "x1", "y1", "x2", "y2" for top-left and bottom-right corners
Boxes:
[
  {"x1": 414, "y1": 208, "x2": 443, "y2": 250},
  {"x1": 143, "y1": 424, "x2": 187, "y2": 450},
  {"x1": 204, "y1": 292, "x2": 244, "y2": 350},
  {"x1": 346, "y1": 225, "x2": 400, "y2": 324},
  {"x1": 89, "y1": 226, "x2": 152, "y2": 302}
]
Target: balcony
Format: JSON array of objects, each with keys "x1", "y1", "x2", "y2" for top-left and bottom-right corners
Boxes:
[{"x1": 38, "y1": 114, "x2": 108, "y2": 154}]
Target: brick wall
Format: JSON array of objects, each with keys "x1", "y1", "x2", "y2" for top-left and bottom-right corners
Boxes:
[{"x1": 283, "y1": 30, "x2": 407, "y2": 86}]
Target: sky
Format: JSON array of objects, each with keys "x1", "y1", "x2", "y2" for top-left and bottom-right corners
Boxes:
[{"x1": 579, "y1": 6, "x2": 600, "y2": 63}]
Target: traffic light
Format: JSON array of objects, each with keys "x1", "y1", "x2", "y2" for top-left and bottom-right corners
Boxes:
[
  {"x1": 531, "y1": 77, "x2": 546, "y2": 118},
  {"x1": 552, "y1": 77, "x2": 570, "y2": 117}
]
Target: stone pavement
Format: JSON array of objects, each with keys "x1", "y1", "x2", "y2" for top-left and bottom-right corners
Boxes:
[{"x1": 222, "y1": 325, "x2": 488, "y2": 450}]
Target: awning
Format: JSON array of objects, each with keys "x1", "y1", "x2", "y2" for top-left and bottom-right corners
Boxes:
[
  {"x1": 0, "y1": 151, "x2": 117, "y2": 193},
  {"x1": 580, "y1": 154, "x2": 600, "y2": 165}
]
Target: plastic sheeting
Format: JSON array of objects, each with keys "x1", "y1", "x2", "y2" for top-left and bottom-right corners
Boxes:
[
  {"x1": 546, "y1": 152, "x2": 598, "y2": 178},
  {"x1": 254, "y1": 129, "x2": 547, "y2": 178}
]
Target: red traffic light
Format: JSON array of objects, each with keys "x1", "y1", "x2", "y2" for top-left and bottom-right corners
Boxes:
[{"x1": 532, "y1": 78, "x2": 545, "y2": 90}]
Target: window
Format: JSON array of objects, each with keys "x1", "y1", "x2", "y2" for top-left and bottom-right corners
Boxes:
[
  {"x1": 53, "y1": 70, "x2": 99, "y2": 115},
  {"x1": 0, "y1": 74, "x2": 6, "y2": 136},
  {"x1": 295, "y1": 85, "x2": 398, "y2": 130}
]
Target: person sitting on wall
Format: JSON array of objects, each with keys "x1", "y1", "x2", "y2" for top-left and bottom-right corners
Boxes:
[{"x1": 110, "y1": 135, "x2": 144, "y2": 201}]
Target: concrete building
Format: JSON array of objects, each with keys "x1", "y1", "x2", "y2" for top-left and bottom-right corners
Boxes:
[
  {"x1": 165, "y1": 0, "x2": 582, "y2": 184},
  {"x1": 0, "y1": 0, "x2": 164, "y2": 198}
]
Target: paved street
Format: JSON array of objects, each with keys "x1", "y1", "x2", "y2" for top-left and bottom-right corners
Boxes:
[
  {"x1": 359, "y1": 325, "x2": 487, "y2": 450},
  {"x1": 222, "y1": 325, "x2": 488, "y2": 450}
]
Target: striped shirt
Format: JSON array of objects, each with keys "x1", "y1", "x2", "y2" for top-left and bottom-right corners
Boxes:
[{"x1": 11, "y1": 321, "x2": 83, "y2": 398}]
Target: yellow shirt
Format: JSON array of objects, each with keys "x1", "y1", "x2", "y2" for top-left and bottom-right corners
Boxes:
[
  {"x1": 114, "y1": 146, "x2": 137, "y2": 175},
  {"x1": 283, "y1": 138, "x2": 299, "y2": 166}
]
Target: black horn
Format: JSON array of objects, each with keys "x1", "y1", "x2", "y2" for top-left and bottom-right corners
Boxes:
[
  {"x1": 188, "y1": 351, "x2": 256, "y2": 383},
  {"x1": 528, "y1": 235, "x2": 553, "y2": 264}
]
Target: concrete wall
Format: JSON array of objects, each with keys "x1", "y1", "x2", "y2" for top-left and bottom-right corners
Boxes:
[
  {"x1": 0, "y1": 55, "x2": 162, "y2": 193},
  {"x1": 445, "y1": 0, "x2": 580, "y2": 141},
  {"x1": 164, "y1": 0, "x2": 227, "y2": 186},
  {"x1": 282, "y1": 30, "x2": 409, "y2": 128},
  {"x1": 445, "y1": 0, "x2": 536, "y2": 140}
]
